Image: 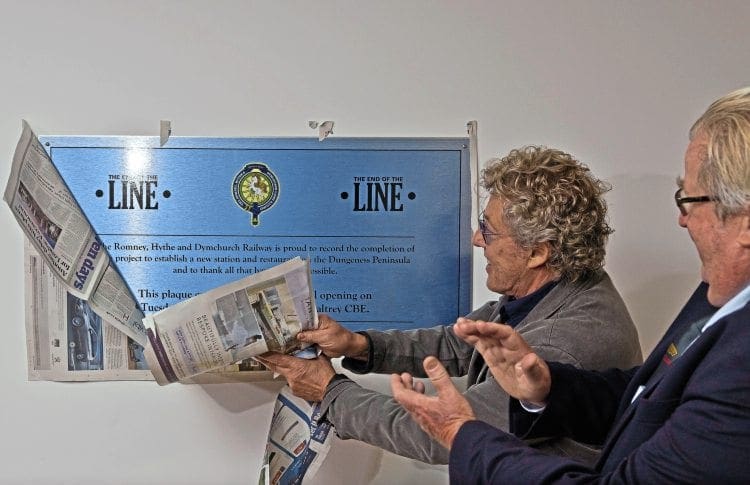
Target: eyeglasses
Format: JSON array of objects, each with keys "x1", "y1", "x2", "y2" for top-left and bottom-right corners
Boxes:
[
  {"x1": 478, "y1": 212, "x2": 504, "y2": 244},
  {"x1": 674, "y1": 188, "x2": 718, "y2": 216}
]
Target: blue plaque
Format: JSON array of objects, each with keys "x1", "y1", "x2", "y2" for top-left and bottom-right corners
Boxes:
[{"x1": 42, "y1": 136, "x2": 472, "y2": 332}]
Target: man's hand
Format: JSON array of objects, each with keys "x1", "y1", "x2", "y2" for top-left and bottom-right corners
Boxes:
[
  {"x1": 297, "y1": 314, "x2": 369, "y2": 360},
  {"x1": 254, "y1": 352, "x2": 336, "y2": 402},
  {"x1": 391, "y1": 356, "x2": 475, "y2": 450},
  {"x1": 454, "y1": 317, "x2": 551, "y2": 405}
]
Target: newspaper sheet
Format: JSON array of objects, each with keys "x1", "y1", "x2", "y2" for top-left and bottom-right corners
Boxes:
[
  {"x1": 24, "y1": 243, "x2": 153, "y2": 381},
  {"x1": 259, "y1": 386, "x2": 334, "y2": 485},
  {"x1": 143, "y1": 257, "x2": 317, "y2": 385},
  {"x1": 24, "y1": 240, "x2": 278, "y2": 382},
  {"x1": 4, "y1": 121, "x2": 146, "y2": 346}
]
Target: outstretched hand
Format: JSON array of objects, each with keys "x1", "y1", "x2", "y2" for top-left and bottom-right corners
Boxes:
[
  {"x1": 454, "y1": 317, "x2": 551, "y2": 405},
  {"x1": 254, "y1": 352, "x2": 336, "y2": 402},
  {"x1": 391, "y1": 356, "x2": 475, "y2": 449}
]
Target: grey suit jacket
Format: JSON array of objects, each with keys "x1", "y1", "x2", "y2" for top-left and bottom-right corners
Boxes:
[{"x1": 320, "y1": 270, "x2": 642, "y2": 464}]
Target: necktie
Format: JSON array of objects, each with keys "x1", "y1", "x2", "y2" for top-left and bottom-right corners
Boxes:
[
  {"x1": 648, "y1": 315, "x2": 710, "y2": 385},
  {"x1": 663, "y1": 315, "x2": 709, "y2": 365}
]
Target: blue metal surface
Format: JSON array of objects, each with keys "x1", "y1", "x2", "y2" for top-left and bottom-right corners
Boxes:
[{"x1": 42, "y1": 136, "x2": 472, "y2": 331}]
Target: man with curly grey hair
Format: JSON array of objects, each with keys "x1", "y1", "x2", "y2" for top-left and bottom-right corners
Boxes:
[
  {"x1": 257, "y1": 146, "x2": 642, "y2": 465},
  {"x1": 478, "y1": 146, "x2": 613, "y2": 289}
]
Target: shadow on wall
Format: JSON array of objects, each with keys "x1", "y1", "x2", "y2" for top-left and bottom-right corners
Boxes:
[{"x1": 198, "y1": 379, "x2": 287, "y2": 413}]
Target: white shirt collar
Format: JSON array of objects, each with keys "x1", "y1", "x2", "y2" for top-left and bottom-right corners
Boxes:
[{"x1": 703, "y1": 282, "x2": 750, "y2": 332}]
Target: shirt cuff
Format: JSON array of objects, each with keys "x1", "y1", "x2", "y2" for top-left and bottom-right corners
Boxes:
[{"x1": 519, "y1": 400, "x2": 547, "y2": 413}]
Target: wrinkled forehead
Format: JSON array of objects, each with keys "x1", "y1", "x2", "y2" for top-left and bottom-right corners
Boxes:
[{"x1": 481, "y1": 196, "x2": 507, "y2": 225}]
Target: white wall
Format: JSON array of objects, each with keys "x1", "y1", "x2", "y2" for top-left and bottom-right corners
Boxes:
[{"x1": 2, "y1": 1, "x2": 749, "y2": 483}]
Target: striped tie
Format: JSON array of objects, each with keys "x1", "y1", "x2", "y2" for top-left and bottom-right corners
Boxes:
[{"x1": 662, "y1": 316, "x2": 709, "y2": 366}]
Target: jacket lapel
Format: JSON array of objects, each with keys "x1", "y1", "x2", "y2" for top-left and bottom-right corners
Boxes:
[
  {"x1": 595, "y1": 341, "x2": 670, "y2": 463},
  {"x1": 596, "y1": 282, "x2": 715, "y2": 469}
]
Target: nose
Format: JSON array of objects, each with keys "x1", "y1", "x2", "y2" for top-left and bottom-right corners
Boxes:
[
  {"x1": 678, "y1": 211, "x2": 688, "y2": 228},
  {"x1": 472, "y1": 228, "x2": 486, "y2": 248}
]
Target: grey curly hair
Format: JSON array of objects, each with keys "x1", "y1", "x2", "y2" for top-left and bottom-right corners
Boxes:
[
  {"x1": 481, "y1": 146, "x2": 612, "y2": 281},
  {"x1": 690, "y1": 87, "x2": 750, "y2": 220}
]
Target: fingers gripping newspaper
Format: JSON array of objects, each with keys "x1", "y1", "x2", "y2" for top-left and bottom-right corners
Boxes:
[
  {"x1": 143, "y1": 257, "x2": 317, "y2": 385},
  {"x1": 4, "y1": 121, "x2": 147, "y2": 347}
]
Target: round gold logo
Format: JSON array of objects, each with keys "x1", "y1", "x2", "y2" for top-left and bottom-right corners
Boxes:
[{"x1": 232, "y1": 163, "x2": 279, "y2": 226}]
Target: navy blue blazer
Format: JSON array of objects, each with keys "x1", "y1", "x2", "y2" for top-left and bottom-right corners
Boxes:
[{"x1": 449, "y1": 283, "x2": 750, "y2": 483}]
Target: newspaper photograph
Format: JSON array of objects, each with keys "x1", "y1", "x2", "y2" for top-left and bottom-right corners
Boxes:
[
  {"x1": 143, "y1": 257, "x2": 317, "y2": 385},
  {"x1": 259, "y1": 386, "x2": 334, "y2": 485},
  {"x1": 4, "y1": 121, "x2": 146, "y2": 346},
  {"x1": 25, "y1": 244, "x2": 153, "y2": 381}
]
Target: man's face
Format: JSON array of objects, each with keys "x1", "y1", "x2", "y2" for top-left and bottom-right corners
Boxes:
[
  {"x1": 473, "y1": 196, "x2": 538, "y2": 297},
  {"x1": 679, "y1": 132, "x2": 746, "y2": 306}
]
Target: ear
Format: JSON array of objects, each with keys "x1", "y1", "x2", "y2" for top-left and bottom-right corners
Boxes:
[
  {"x1": 736, "y1": 213, "x2": 750, "y2": 248},
  {"x1": 527, "y1": 242, "x2": 551, "y2": 269}
]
